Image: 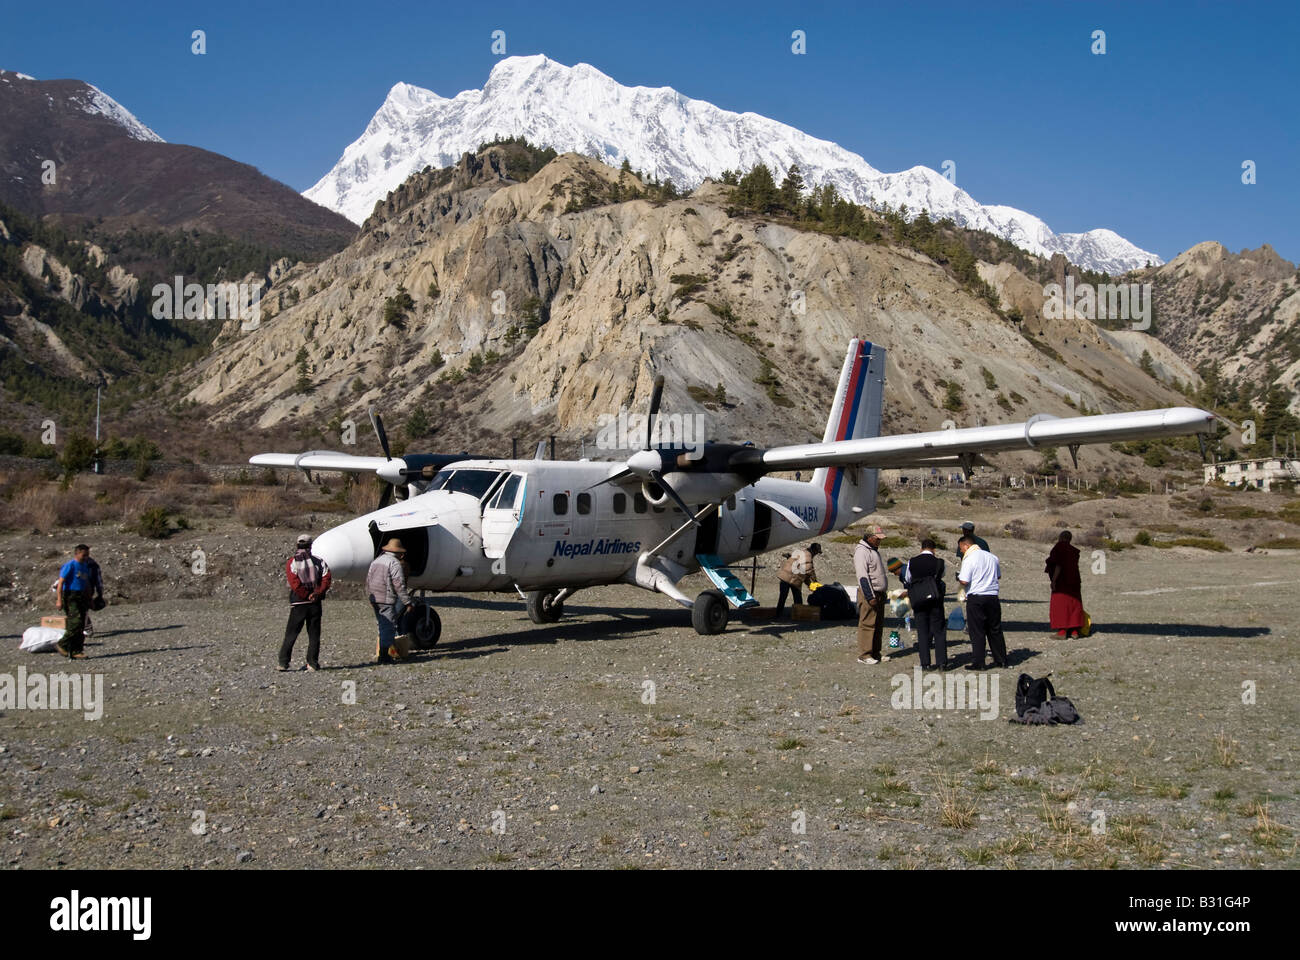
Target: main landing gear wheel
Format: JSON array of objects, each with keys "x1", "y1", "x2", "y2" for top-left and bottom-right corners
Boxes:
[
  {"x1": 691, "y1": 590, "x2": 729, "y2": 635},
  {"x1": 406, "y1": 604, "x2": 442, "y2": 649},
  {"x1": 526, "y1": 589, "x2": 565, "y2": 624}
]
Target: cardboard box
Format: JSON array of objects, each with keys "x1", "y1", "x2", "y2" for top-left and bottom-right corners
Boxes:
[
  {"x1": 791, "y1": 604, "x2": 821, "y2": 622},
  {"x1": 41, "y1": 615, "x2": 66, "y2": 630},
  {"x1": 376, "y1": 633, "x2": 413, "y2": 659}
]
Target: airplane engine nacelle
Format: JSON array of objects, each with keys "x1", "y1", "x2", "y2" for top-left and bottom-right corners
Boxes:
[
  {"x1": 643, "y1": 472, "x2": 746, "y2": 509},
  {"x1": 641, "y1": 480, "x2": 669, "y2": 507}
]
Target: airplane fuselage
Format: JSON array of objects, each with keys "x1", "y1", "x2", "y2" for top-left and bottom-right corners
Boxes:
[{"x1": 313, "y1": 457, "x2": 869, "y2": 594}]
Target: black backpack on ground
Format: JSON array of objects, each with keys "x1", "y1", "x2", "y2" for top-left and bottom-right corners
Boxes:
[
  {"x1": 1016, "y1": 673, "x2": 1054, "y2": 715},
  {"x1": 1012, "y1": 673, "x2": 1082, "y2": 725}
]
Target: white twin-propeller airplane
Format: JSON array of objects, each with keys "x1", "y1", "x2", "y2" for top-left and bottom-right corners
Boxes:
[{"x1": 253, "y1": 339, "x2": 1215, "y2": 645}]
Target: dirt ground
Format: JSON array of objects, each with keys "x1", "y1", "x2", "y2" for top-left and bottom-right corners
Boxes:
[{"x1": 1, "y1": 485, "x2": 1297, "y2": 869}]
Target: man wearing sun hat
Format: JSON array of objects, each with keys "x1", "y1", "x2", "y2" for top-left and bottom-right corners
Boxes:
[
  {"x1": 852, "y1": 525, "x2": 889, "y2": 664},
  {"x1": 366, "y1": 538, "x2": 412, "y2": 664}
]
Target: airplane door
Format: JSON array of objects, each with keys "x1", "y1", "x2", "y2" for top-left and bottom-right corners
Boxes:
[
  {"x1": 482, "y1": 472, "x2": 525, "y2": 559},
  {"x1": 719, "y1": 492, "x2": 754, "y2": 557}
]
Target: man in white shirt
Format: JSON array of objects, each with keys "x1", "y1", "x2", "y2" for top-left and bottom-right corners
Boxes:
[{"x1": 957, "y1": 535, "x2": 1008, "y2": 670}]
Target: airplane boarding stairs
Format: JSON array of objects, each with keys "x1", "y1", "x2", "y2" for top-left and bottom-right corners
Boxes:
[{"x1": 695, "y1": 554, "x2": 760, "y2": 609}]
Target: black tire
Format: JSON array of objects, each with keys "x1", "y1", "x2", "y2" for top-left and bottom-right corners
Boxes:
[
  {"x1": 691, "y1": 590, "x2": 729, "y2": 635},
  {"x1": 526, "y1": 589, "x2": 564, "y2": 624},
  {"x1": 407, "y1": 604, "x2": 442, "y2": 649}
]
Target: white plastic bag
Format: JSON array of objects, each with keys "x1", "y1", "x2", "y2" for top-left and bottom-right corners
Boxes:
[{"x1": 20, "y1": 626, "x2": 63, "y2": 653}]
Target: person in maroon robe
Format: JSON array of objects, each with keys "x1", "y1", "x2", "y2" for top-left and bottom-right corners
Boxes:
[{"x1": 1045, "y1": 530, "x2": 1084, "y2": 638}]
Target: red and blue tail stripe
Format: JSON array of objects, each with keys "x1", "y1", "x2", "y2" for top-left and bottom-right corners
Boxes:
[{"x1": 818, "y1": 339, "x2": 873, "y2": 533}]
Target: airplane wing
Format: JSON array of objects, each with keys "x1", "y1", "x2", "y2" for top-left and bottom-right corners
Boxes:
[
  {"x1": 250, "y1": 451, "x2": 391, "y2": 474},
  {"x1": 753, "y1": 406, "x2": 1215, "y2": 472}
]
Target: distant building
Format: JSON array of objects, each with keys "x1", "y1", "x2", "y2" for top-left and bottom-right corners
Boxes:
[{"x1": 1204, "y1": 457, "x2": 1300, "y2": 492}]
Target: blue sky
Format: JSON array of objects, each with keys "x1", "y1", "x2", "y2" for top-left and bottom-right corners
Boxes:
[{"x1": 3, "y1": 0, "x2": 1296, "y2": 262}]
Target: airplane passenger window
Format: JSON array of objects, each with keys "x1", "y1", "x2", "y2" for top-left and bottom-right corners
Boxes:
[
  {"x1": 553, "y1": 493, "x2": 569, "y2": 515},
  {"x1": 633, "y1": 492, "x2": 648, "y2": 514},
  {"x1": 612, "y1": 493, "x2": 626, "y2": 514},
  {"x1": 576, "y1": 492, "x2": 591, "y2": 515}
]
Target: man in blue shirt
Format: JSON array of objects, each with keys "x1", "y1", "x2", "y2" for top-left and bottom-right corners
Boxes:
[{"x1": 56, "y1": 543, "x2": 102, "y2": 659}]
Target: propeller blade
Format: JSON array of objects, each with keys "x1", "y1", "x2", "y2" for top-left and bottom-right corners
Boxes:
[
  {"x1": 368, "y1": 407, "x2": 392, "y2": 460},
  {"x1": 588, "y1": 467, "x2": 635, "y2": 490},
  {"x1": 645, "y1": 375, "x2": 665, "y2": 450},
  {"x1": 650, "y1": 470, "x2": 702, "y2": 526},
  {"x1": 377, "y1": 482, "x2": 394, "y2": 510}
]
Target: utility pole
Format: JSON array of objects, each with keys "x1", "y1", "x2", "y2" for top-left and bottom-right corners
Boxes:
[{"x1": 92, "y1": 386, "x2": 104, "y2": 475}]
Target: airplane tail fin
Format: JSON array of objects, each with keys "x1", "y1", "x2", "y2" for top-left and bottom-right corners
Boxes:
[{"x1": 810, "y1": 339, "x2": 885, "y2": 533}]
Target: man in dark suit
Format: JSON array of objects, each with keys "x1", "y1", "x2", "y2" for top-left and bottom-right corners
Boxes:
[{"x1": 902, "y1": 538, "x2": 951, "y2": 671}]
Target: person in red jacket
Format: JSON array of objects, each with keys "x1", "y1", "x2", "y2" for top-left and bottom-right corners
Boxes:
[{"x1": 279, "y1": 534, "x2": 331, "y2": 671}]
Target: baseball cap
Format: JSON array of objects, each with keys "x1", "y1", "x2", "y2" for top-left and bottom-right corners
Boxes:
[
  {"x1": 960, "y1": 521, "x2": 975, "y2": 531},
  {"x1": 296, "y1": 533, "x2": 313, "y2": 545}
]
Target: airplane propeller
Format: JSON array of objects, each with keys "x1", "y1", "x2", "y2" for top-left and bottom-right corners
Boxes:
[
  {"x1": 368, "y1": 408, "x2": 408, "y2": 508},
  {"x1": 593, "y1": 374, "x2": 716, "y2": 526}
]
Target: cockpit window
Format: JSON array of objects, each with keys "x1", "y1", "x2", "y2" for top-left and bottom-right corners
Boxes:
[
  {"x1": 488, "y1": 473, "x2": 522, "y2": 510},
  {"x1": 429, "y1": 469, "x2": 505, "y2": 500}
]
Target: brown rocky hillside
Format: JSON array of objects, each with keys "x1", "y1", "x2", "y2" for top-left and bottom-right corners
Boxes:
[
  {"x1": 185, "y1": 147, "x2": 1196, "y2": 474},
  {"x1": 0, "y1": 73, "x2": 355, "y2": 260},
  {"x1": 1134, "y1": 243, "x2": 1300, "y2": 411}
]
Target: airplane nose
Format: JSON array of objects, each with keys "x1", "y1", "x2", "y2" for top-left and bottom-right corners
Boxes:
[{"x1": 313, "y1": 518, "x2": 375, "y2": 580}]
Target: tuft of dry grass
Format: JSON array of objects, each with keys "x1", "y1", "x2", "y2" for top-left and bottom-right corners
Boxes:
[
  {"x1": 235, "y1": 490, "x2": 281, "y2": 528},
  {"x1": 1246, "y1": 801, "x2": 1291, "y2": 847},
  {"x1": 8, "y1": 484, "x2": 106, "y2": 531},
  {"x1": 347, "y1": 477, "x2": 383, "y2": 515},
  {"x1": 1213, "y1": 730, "x2": 1238, "y2": 768},
  {"x1": 936, "y1": 777, "x2": 975, "y2": 829}
]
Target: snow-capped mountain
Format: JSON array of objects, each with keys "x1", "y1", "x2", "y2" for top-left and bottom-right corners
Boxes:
[
  {"x1": 306, "y1": 56, "x2": 1161, "y2": 273},
  {"x1": 0, "y1": 69, "x2": 355, "y2": 257},
  {"x1": 77, "y1": 83, "x2": 164, "y2": 143},
  {"x1": 0, "y1": 69, "x2": 163, "y2": 142}
]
